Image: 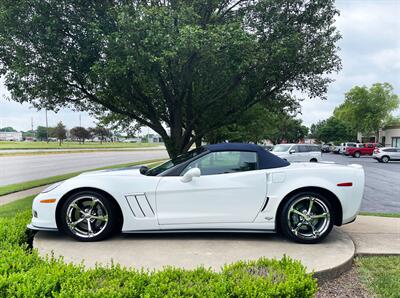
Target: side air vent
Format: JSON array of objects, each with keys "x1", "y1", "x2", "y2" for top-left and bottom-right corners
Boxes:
[
  {"x1": 260, "y1": 197, "x2": 269, "y2": 212},
  {"x1": 125, "y1": 194, "x2": 155, "y2": 218}
]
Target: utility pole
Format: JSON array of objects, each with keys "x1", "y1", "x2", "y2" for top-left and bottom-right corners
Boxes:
[
  {"x1": 45, "y1": 109, "x2": 49, "y2": 142},
  {"x1": 31, "y1": 117, "x2": 33, "y2": 132},
  {"x1": 79, "y1": 114, "x2": 82, "y2": 127}
]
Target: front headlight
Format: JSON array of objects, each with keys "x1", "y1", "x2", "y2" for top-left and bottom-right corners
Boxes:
[{"x1": 41, "y1": 182, "x2": 63, "y2": 193}]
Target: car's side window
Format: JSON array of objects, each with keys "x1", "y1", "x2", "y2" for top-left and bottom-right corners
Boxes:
[
  {"x1": 181, "y1": 151, "x2": 258, "y2": 176},
  {"x1": 291, "y1": 145, "x2": 300, "y2": 152},
  {"x1": 298, "y1": 145, "x2": 309, "y2": 152}
]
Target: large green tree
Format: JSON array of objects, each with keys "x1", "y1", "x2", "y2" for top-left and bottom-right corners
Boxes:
[
  {"x1": 205, "y1": 106, "x2": 308, "y2": 144},
  {"x1": 70, "y1": 126, "x2": 91, "y2": 144},
  {"x1": 334, "y1": 83, "x2": 399, "y2": 138},
  {"x1": 0, "y1": 0, "x2": 341, "y2": 158},
  {"x1": 312, "y1": 116, "x2": 355, "y2": 144},
  {"x1": 51, "y1": 122, "x2": 67, "y2": 146},
  {"x1": 36, "y1": 126, "x2": 49, "y2": 141}
]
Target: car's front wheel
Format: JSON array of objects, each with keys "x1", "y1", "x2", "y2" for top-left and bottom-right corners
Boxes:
[
  {"x1": 59, "y1": 191, "x2": 119, "y2": 241},
  {"x1": 354, "y1": 151, "x2": 361, "y2": 158},
  {"x1": 279, "y1": 192, "x2": 333, "y2": 244}
]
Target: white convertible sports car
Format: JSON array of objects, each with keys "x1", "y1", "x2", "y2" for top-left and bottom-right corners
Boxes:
[{"x1": 29, "y1": 143, "x2": 364, "y2": 244}]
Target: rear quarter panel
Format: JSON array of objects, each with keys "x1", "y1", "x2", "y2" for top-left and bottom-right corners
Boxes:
[{"x1": 259, "y1": 164, "x2": 364, "y2": 225}]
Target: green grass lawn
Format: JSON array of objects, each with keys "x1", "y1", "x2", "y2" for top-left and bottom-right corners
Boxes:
[
  {"x1": 0, "y1": 195, "x2": 35, "y2": 217},
  {"x1": 357, "y1": 256, "x2": 400, "y2": 297},
  {"x1": 0, "y1": 141, "x2": 161, "y2": 150},
  {"x1": 0, "y1": 159, "x2": 165, "y2": 196}
]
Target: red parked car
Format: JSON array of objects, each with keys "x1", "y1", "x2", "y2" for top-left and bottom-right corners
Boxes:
[{"x1": 345, "y1": 143, "x2": 381, "y2": 158}]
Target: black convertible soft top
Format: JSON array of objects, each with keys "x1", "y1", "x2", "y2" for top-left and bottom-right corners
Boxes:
[{"x1": 205, "y1": 143, "x2": 289, "y2": 169}]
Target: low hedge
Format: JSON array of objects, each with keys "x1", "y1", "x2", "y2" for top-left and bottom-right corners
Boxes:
[{"x1": 0, "y1": 212, "x2": 318, "y2": 297}]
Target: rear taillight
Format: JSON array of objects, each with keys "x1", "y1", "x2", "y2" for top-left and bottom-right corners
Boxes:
[{"x1": 374, "y1": 148, "x2": 380, "y2": 153}]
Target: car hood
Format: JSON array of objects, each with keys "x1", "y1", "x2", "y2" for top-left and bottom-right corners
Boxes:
[{"x1": 78, "y1": 167, "x2": 144, "y2": 177}]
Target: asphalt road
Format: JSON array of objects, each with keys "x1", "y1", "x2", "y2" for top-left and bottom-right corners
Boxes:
[
  {"x1": 0, "y1": 150, "x2": 168, "y2": 186},
  {"x1": 322, "y1": 153, "x2": 400, "y2": 213}
]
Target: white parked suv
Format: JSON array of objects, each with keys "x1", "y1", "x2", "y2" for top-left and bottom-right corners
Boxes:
[
  {"x1": 336, "y1": 142, "x2": 357, "y2": 154},
  {"x1": 272, "y1": 144, "x2": 321, "y2": 162},
  {"x1": 373, "y1": 147, "x2": 400, "y2": 163}
]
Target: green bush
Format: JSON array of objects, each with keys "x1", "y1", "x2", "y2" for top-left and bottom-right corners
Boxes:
[{"x1": 0, "y1": 212, "x2": 318, "y2": 297}]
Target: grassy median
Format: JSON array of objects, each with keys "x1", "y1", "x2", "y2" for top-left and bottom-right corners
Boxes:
[{"x1": 0, "y1": 159, "x2": 165, "y2": 196}]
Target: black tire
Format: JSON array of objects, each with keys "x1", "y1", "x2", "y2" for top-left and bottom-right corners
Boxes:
[
  {"x1": 59, "y1": 191, "x2": 119, "y2": 241},
  {"x1": 354, "y1": 151, "x2": 361, "y2": 158},
  {"x1": 382, "y1": 156, "x2": 390, "y2": 163},
  {"x1": 279, "y1": 191, "x2": 334, "y2": 244},
  {"x1": 310, "y1": 158, "x2": 318, "y2": 163}
]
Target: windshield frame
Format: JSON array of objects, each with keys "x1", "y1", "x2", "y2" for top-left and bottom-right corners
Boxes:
[{"x1": 145, "y1": 147, "x2": 207, "y2": 176}]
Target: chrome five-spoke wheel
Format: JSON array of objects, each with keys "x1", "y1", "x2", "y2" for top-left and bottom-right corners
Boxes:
[
  {"x1": 280, "y1": 192, "x2": 334, "y2": 244},
  {"x1": 66, "y1": 196, "x2": 109, "y2": 238},
  {"x1": 59, "y1": 191, "x2": 120, "y2": 241}
]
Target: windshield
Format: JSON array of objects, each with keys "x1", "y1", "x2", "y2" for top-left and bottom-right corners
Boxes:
[
  {"x1": 145, "y1": 147, "x2": 206, "y2": 176},
  {"x1": 272, "y1": 144, "x2": 292, "y2": 152}
]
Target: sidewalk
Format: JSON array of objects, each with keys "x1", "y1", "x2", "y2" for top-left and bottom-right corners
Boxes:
[
  {"x1": 0, "y1": 185, "x2": 47, "y2": 206},
  {"x1": 340, "y1": 215, "x2": 400, "y2": 255}
]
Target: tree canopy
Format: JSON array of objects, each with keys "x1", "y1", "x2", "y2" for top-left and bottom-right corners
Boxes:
[
  {"x1": 51, "y1": 122, "x2": 67, "y2": 145},
  {"x1": 0, "y1": 0, "x2": 341, "y2": 157},
  {"x1": 0, "y1": 127, "x2": 17, "y2": 132},
  {"x1": 311, "y1": 116, "x2": 355, "y2": 144},
  {"x1": 204, "y1": 100, "x2": 306, "y2": 144},
  {"x1": 334, "y1": 83, "x2": 399, "y2": 137},
  {"x1": 36, "y1": 126, "x2": 49, "y2": 141},
  {"x1": 70, "y1": 126, "x2": 91, "y2": 143},
  {"x1": 90, "y1": 125, "x2": 112, "y2": 144}
]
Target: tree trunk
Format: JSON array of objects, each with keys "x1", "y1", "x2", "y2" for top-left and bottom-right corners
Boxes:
[{"x1": 195, "y1": 137, "x2": 202, "y2": 148}]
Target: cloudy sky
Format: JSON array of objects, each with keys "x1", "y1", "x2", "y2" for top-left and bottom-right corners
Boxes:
[{"x1": 0, "y1": 0, "x2": 399, "y2": 132}]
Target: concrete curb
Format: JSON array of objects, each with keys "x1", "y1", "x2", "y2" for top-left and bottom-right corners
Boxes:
[
  {"x1": 313, "y1": 229, "x2": 355, "y2": 281},
  {"x1": 34, "y1": 227, "x2": 355, "y2": 279}
]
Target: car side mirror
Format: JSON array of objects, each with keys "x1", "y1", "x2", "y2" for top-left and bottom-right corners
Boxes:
[
  {"x1": 181, "y1": 168, "x2": 201, "y2": 183},
  {"x1": 139, "y1": 166, "x2": 149, "y2": 175},
  {"x1": 289, "y1": 149, "x2": 296, "y2": 154}
]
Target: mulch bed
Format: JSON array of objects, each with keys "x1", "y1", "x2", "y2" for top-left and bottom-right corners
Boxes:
[{"x1": 316, "y1": 265, "x2": 372, "y2": 298}]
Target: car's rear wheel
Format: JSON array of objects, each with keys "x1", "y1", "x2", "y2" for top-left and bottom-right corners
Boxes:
[
  {"x1": 59, "y1": 191, "x2": 118, "y2": 241},
  {"x1": 279, "y1": 192, "x2": 333, "y2": 244},
  {"x1": 354, "y1": 151, "x2": 361, "y2": 158},
  {"x1": 382, "y1": 156, "x2": 390, "y2": 163}
]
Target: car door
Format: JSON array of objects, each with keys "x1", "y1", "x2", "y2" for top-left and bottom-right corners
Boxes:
[
  {"x1": 155, "y1": 151, "x2": 267, "y2": 225},
  {"x1": 293, "y1": 145, "x2": 309, "y2": 162},
  {"x1": 394, "y1": 148, "x2": 400, "y2": 160}
]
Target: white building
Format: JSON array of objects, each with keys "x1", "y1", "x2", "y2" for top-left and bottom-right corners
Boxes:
[
  {"x1": 357, "y1": 125, "x2": 400, "y2": 147},
  {"x1": 0, "y1": 131, "x2": 23, "y2": 141}
]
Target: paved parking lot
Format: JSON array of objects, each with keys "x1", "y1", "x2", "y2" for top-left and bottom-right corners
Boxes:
[{"x1": 322, "y1": 153, "x2": 400, "y2": 213}]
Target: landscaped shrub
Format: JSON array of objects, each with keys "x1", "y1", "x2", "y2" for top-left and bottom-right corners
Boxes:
[{"x1": 0, "y1": 211, "x2": 318, "y2": 297}]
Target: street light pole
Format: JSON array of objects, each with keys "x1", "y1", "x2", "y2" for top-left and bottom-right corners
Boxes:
[{"x1": 45, "y1": 109, "x2": 49, "y2": 142}]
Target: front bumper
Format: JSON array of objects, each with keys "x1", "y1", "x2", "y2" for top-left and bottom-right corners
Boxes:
[
  {"x1": 29, "y1": 192, "x2": 60, "y2": 230},
  {"x1": 27, "y1": 224, "x2": 58, "y2": 231}
]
